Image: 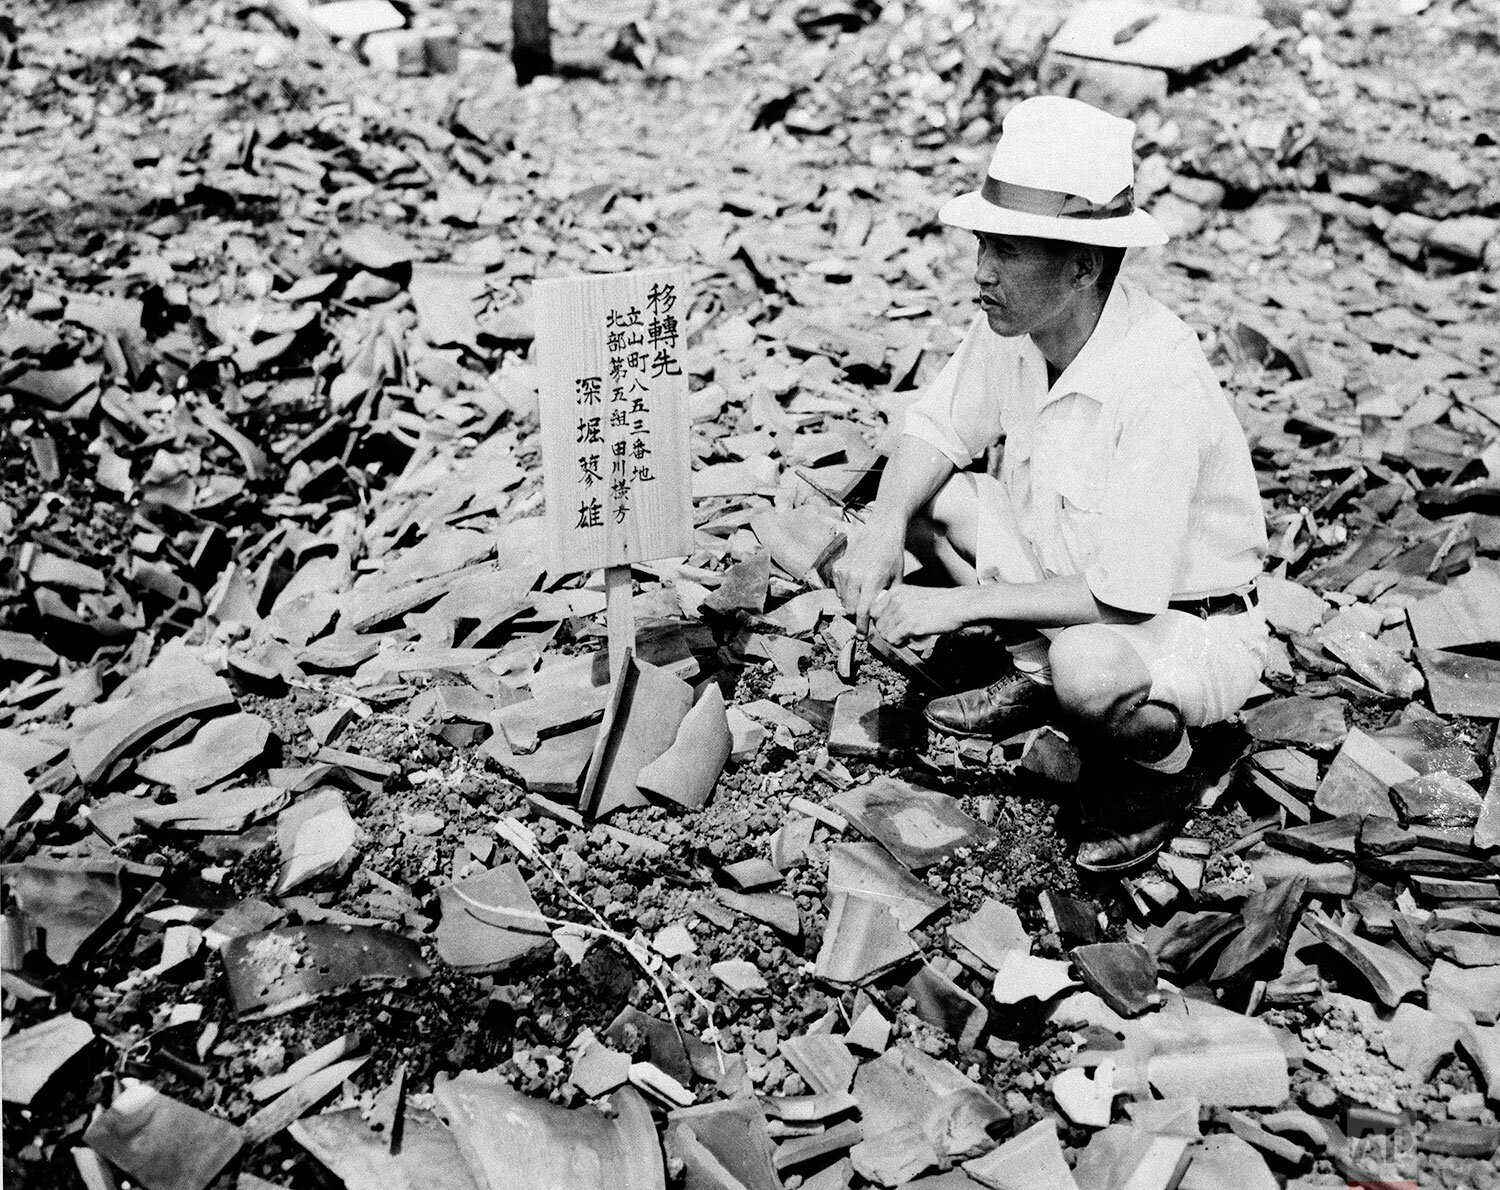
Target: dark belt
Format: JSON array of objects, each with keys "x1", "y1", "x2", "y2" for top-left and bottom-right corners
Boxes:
[{"x1": 1168, "y1": 588, "x2": 1259, "y2": 619}]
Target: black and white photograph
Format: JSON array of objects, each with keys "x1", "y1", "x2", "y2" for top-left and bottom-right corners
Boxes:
[{"x1": 1, "y1": 0, "x2": 1498, "y2": 1187}]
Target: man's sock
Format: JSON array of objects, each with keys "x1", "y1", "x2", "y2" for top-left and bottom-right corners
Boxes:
[{"x1": 1005, "y1": 636, "x2": 1053, "y2": 686}]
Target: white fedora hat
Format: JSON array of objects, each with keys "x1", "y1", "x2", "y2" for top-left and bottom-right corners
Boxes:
[{"x1": 939, "y1": 96, "x2": 1168, "y2": 249}]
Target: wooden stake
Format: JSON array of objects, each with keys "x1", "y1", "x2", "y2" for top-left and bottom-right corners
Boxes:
[
  {"x1": 511, "y1": 0, "x2": 553, "y2": 85},
  {"x1": 605, "y1": 564, "x2": 634, "y2": 682}
]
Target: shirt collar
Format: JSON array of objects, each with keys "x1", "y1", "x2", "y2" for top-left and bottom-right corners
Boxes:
[{"x1": 1027, "y1": 280, "x2": 1134, "y2": 408}]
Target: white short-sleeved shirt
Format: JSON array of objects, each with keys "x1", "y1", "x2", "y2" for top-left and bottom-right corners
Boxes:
[{"x1": 903, "y1": 280, "x2": 1268, "y2": 616}]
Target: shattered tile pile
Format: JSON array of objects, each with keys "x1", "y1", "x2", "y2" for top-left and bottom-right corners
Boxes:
[{"x1": 3, "y1": 0, "x2": 1499, "y2": 1188}]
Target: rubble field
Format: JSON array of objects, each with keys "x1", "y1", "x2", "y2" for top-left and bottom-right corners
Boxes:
[{"x1": 2, "y1": 0, "x2": 1499, "y2": 1188}]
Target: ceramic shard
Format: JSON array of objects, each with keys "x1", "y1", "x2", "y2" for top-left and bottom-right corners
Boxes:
[
  {"x1": 83, "y1": 1081, "x2": 242, "y2": 1190},
  {"x1": 221, "y1": 923, "x2": 429, "y2": 1020},
  {"x1": 665, "y1": 1098, "x2": 782, "y2": 1190},
  {"x1": 903, "y1": 962, "x2": 989, "y2": 1051},
  {"x1": 829, "y1": 777, "x2": 994, "y2": 871},
  {"x1": 1313, "y1": 729, "x2": 1417, "y2": 818},
  {"x1": 1051, "y1": 1062, "x2": 1118, "y2": 1129},
  {"x1": 780, "y1": 1033, "x2": 858, "y2": 1096},
  {"x1": 135, "y1": 711, "x2": 272, "y2": 791},
  {"x1": 962, "y1": 1117, "x2": 1078, "y2": 1190},
  {"x1": 1134, "y1": 998, "x2": 1290, "y2": 1107},
  {"x1": 1304, "y1": 911, "x2": 1425, "y2": 1007},
  {"x1": 1177, "y1": 1133, "x2": 1276, "y2": 1190},
  {"x1": 70, "y1": 649, "x2": 234, "y2": 785},
  {"x1": 436, "y1": 862, "x2": 553, "y2": 974},
  {"x1": 2, "y1": 1014, "x2": 95, "y2": 1106},
  {"x1": 1417, "y1": 648, "x2": 1500, "y2": 718},
  {"x1": 1320, "y1": 626, "x2": 1423, "y2": 700},
  {"x1": 0, "y1": 858, "x2": 123, "y2": 965},
  {"x1": 814, "y1": 893, "x2": 918, "y2": 986},
  {"x1": 1049, "y1": 0, "x2": 1268, "y2": 72},
  {"x1": 291, "y1": 1107, "x2": 481, "y2": 1190},
  {"x1": 1069, "y1": 942, "x2": 1162, "y2": 1017},
  {"x1": 1407, "y1": 561, "x2": 1500, "y2": 650},
  {"x1": 1242, "y1": 696, "x2": 1347, "y2": 748},
  {"x1": 637, "y1": 682, "x2": 732, "y2": 811},
  {"x1": 828, "y1": 683, "x2": 909, "y2": 760},
  {"x1": 850, "y1": 1123, "x2": 937, "y2": 1187},
  {"x1": 243, "y1": 1057, "x2": 369, "y2": 1144},
  {"x1": 581, "y1": 656, "x2": 694, "y2": 818},
  {"x1": 1383, "y1": 1003, "x2": 1464, "y2": 1079},
  {"x1": 570, "y1": 1039, "x2": 632, "y2": 1099},
  {"x1": 275, "y1": 788, "x2": 360, "y2": 895},
  {"x1": 1070, "y1": 1123, "x2": 1190, "y2": 1190},
  {"x1": 716, "y1": 889, "x2": 802, "y2": 936},
  {"x1": 1209, "y1": 876, "x2": 1306, "y2": 985},
  {"x1": 433, "y1": 1073, "x2": 664, "y2": 1190},
  {"x1": 826, "y1": 841, "x2": 947, "y2": 931},
  {"x1": 991, "y1": 952, "x2": 1080, "y2": 1005},
  {"x1": 132, "y1": 784, "x2": 289, "y2": 833},
  {"x1": 1392, "y1": 771, "x2": 1485, "y2": 828},
  {"x1": 1144, "y1": 910, "x2": 1241, "y2": 980},
  {"x1": 947, "y1": 898, "x2": 1031, "y2": 970},
  {"x1": 485, "y1": 725, "x2": 599, "y2": 799},
  {"x1": 491, "y1": 685, "x2": 610, "y2": 754}
]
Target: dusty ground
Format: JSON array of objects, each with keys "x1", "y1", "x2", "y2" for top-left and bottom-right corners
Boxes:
[{"x1": 3, "y1": 0, "x2": 1499, "y2": 1187}]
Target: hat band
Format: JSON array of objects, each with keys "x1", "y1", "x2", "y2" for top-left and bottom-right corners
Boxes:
[{"x1": 980, "y1": 177, "x2": 1135, "y2": 221}]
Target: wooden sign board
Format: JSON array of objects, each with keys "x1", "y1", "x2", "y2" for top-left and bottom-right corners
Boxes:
[{"x1": 534, "y1": 267, "x2": 693, "y2": 576}]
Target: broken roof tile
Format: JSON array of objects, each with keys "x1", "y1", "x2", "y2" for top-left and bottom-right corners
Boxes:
[
  {"x1": 1070, "y1": 943, "x2": 1162, "y2": 1018},
  {"x1": 2, "y1": 1014, "x2": 95, "y2": 1107},
  {"x1": 815, "y1": 893, "x2": 918, "y2": 986},
  {"x1": 83, "y1": 1081, "x2": 243, "y2": 1190},
  {"x1": 829, "y1": 778, "x2": 994, "y2": 871},
  {"x1": 1304, "y1": 912, "x2": 1425, "y2": 1007},
  {"x1": 1314, "y1": 728, "x2": 1418, "y2": 818},
  {"x1": 70, "y1": 650, "x2": 234, "y2": 785},
  {"x1": 436, "y1": 861, "x2": 553, "y2": 974},
  {"x1": 947, "y1": 898, "x2": 1032, "y2": 970},
  {"x1": 135, "y1": 711, "x2": 272, "y2": 791},
  {"x1": 636, "y1": 682, "x2": 731, "y2": 811},
  {"x1": 963, "y1": 1117, "x2": 1078, "y2": 1190},
  {"x1": 1417, "y1": 648, "x2": 1500, "y2": 718},
  {"x1": 0, "y1": 858, "x2": 123, "y2": 966},
  {"x1": 291, "y1": 1107, "x2": 481, "y2": 1190},
  {"x1": 275, "y1": 788, "x2": 360, "y2": 895},
  {"x1": 826, "y1": 841, "x2": 946, "y2": 931},
  {"x1": 221, "y1": 922, "x2": 429, "y2": 1020},
  {"x1": 581, "y1": 657, "x2": 695, "y2": 818},
  {"x1": 665, "y1": 1099, "x2": 781, "y2": 1190}
]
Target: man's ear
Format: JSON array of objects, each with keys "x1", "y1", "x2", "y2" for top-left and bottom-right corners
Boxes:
[{"x1": 1073, "y1": 245, "x2": 1104, "y2": 289}]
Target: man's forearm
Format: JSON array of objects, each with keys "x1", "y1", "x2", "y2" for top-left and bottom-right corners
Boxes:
[
  {"x1": 955, "y1": 574, "x2": 1146, "y2": 628},
  {"x1": 868, "y1": 436, "x2": 958, "y2": 533}
]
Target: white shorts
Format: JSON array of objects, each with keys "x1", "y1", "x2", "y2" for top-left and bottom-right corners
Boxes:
[{"x1": 960, "y1": 472, "x2": 1268, "y2": 728}]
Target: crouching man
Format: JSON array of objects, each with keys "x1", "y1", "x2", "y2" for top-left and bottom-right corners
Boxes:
[{"x1": 834, "y1": 96, "x2": 1269, "y2": 872}]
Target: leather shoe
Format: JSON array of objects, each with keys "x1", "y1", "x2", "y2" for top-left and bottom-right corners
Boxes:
[
  {"x1": 1075, "y1": 816, "x2": 1180, "y2": 872},
  {"x1": 1074, "y1": 768, "x2": 1196, "y2": 873},
  {"x1": 923, "y1": 667, "x2": 1056, "y2": 739}
]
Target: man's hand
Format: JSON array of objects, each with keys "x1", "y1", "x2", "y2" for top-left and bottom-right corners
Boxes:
[
  {"x1": 833, "y1": 520, "x2": 906, "y2": 635},
  {"x1": 872, "y1": 584, "x2": 974, "y2": 647}
]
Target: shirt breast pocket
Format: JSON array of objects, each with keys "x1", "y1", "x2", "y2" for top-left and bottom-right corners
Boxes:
[
  {"x1": 1054, "y1": 466, "x2": 1105, "y2": 571},
  {"x1": 1033, "y1": 397, "x2": 1106, "y2": 507},
  {"x1": 1055, "y1": 468, "x2": 1104, "y2": 515}
]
